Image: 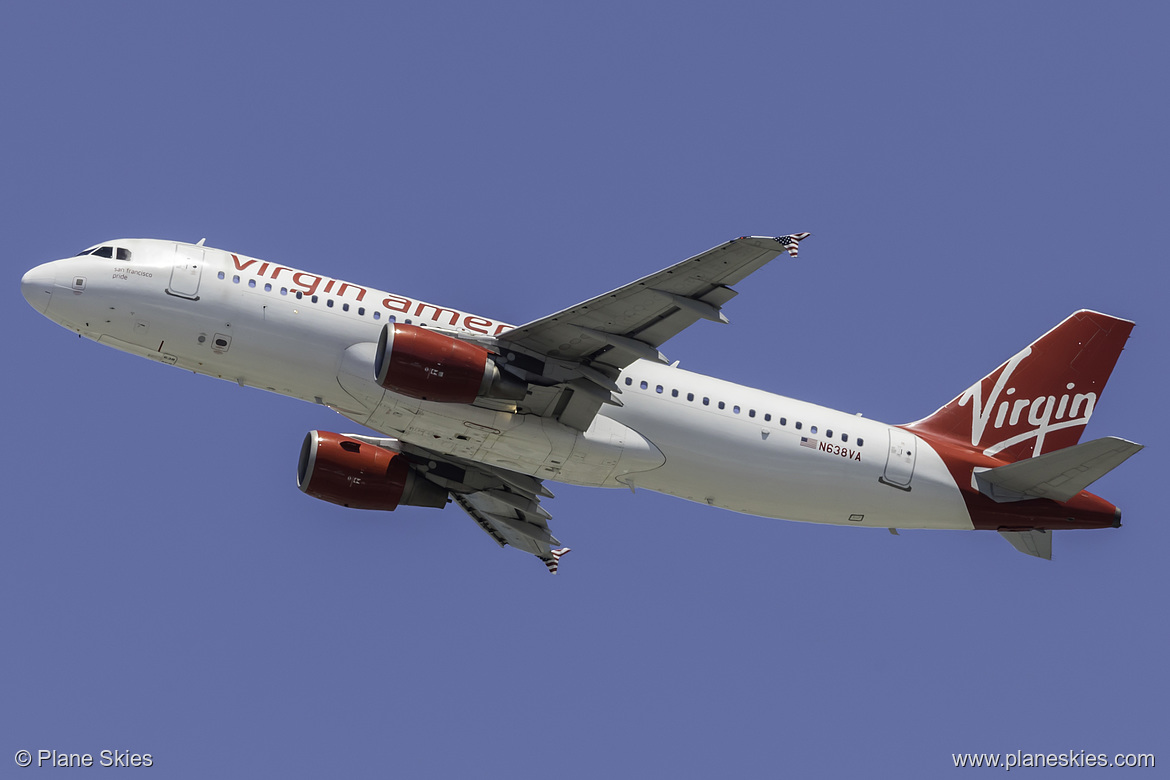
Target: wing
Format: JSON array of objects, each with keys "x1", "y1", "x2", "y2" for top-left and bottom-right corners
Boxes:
[
  {"x1": 492, "y1": 234, "x2": 809, "y2": 430},
  {"x1": 366, "y1": 436, "x2": 570, "y2": 573},
  {"x1": 335, "y1": 235, "x2": 808, "y2": 570},
  {"x1": 452, "y1": 493, "x2": 569, "y2": 574}
]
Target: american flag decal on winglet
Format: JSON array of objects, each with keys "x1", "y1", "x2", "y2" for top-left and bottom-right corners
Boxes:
[
  {"x1": 775, "y1": 232, "x2": 811, "y2": 257},
  {"x1": 800, "y1": 437, "x2": 818, "y2": 449},
  {"x1": 542, "y1": 547, "x2": 571, "y2": 574}
]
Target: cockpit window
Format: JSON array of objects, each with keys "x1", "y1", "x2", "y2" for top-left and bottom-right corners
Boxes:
[{"x1": 73, "y1": 245, "x2": 131, "y2": 261}]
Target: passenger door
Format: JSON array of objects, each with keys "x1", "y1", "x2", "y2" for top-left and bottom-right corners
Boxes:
[
  {"x1": 167, "y1": 244, "x2": 203, "y2": 300},
  {"x1": 880, "y1": 428, "x2": 916, "y2": 490}
]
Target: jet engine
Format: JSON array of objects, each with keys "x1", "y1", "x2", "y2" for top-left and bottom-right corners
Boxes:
[
  {"x1": 374, "y1": 323, "x2": 526, "y2": 404},
  {"x1": 297, "y1": 431, "x2": 448, "y2": 510}
]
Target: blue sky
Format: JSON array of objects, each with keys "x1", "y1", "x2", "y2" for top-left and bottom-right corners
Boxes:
[{"x1": 3, "y1": 2, "x2": 1166, "y2": 777}]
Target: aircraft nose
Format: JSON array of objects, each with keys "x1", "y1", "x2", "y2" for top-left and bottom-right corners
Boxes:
[{"x1": 21, "y1": 262, "x2": 56, "y2": 314}]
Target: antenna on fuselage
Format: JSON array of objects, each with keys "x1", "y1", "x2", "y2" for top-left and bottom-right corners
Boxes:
[{"x1": 196, "y1": 238, "x2": 206, "y2": 246}]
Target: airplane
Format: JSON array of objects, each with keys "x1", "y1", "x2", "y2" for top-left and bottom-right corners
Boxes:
[{"x1": 21, "y1": 234, "x2": 1142, "y2": 572}]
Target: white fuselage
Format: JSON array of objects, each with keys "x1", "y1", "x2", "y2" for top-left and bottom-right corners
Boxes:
[{"x1": 23, "y1": 238, "x2": 974, "y2": 532}]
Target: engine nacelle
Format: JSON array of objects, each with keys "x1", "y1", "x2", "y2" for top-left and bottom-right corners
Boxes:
[
  {"x1": 297, "y1": 431, "x2": 448, "y2": 510},
  {"x1": 374, "y1": 323, "x2": 526, "y2": 404}
]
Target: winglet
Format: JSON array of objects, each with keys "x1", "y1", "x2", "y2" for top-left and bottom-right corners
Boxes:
[
  {"x1": 542, "y1": 547, "x2": 571, "y2": 574},
  {"x1": 775, "y1": 233, "x2": 811, "y2": 257}
]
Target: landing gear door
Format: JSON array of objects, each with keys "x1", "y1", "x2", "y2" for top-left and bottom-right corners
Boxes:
[
  {"x1": 167, "y1": 245, "x2": 203, "y2": 300},
  {"x1": 880, "y1": 428, "x2": 916, "y2": 490}
]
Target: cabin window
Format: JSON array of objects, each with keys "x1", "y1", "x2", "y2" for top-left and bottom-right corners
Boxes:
[
  {"x1": 326, "y1": 299, "x2": 334, "y2": 308},
  {"x1": 217, "y1": 271, "x2": 225, "y2": 280},
  {"x1": 764, "y1": 413, "x2": 771, "y2": 422},
  {"x1": 311, "y1": 295, "x2": 319, "y2": 303},
  {"x1": 264, "y1": 283, "x2": 272, "y2": 292},
  {"x1": 733, "y1": 405, "x2": 741, "y2": 414},
  {"x1": 857, "y1": 438, "x2": 864, "y2": 447},
  {"x1": 656, "y1": 385, "x2": 663, "y2": 394},
  {"x1": 358, "y1": 307, "x2": 365, "y2": 315},
  {"x1": 841, "y1": 434, "x2": 849, "y2": 443},
  {"x1": 280, "y1": 287, "x2": 288, "y2": 295},
  {"x1": 811, "y1": 426, "x2": 818, "y2": 434},
  {"x1": 248, "y1": 279, "x2": 256, "y2": 288},
  {"x1": 702, "y1": 397, "x2": 710, "y2": 406},
  {"x1": 718, "y1": 401, "x2": 725, "y2": 410},
  {"x1": 640, "y1": 381, "x2": 648, "y2": 390},
  {"x1": 795, "y1": 422, "x2": 802, "y2": 430},
  {"x1": 687, "y1": 393, "x2": 694, "y2": 402},
  {"x1": 780, "y1": 417, "x2": 787, "y2": 426},
  {"x1": 373, "y1": 311, "x2": 381, "y2": 320},
  {"x1": 295, "y1": 290, "x2": 303, "y2": 299},
  {"x1": 625, "y1": 377, "x2": 633, "y2": 386},
  {"x1": 671, "y1": 389, "x2": 679, "y2": 398},
  {"x1": 232, "y1": 275, "x2": 240, "y2": 283},
  {"x1": 748, "y1": 409, "x2": 755, "y2": 418}
]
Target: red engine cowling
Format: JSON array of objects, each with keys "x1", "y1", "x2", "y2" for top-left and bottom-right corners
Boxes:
[
  {"x1": 297, "y1": 431, "x2": 447, "y2": 510},
  {"x1": 374, "y1": 323, "x2": 526, "y2": 404}
]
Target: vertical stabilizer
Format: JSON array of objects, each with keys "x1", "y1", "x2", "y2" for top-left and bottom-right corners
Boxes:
[{"x1": 906, "y1": 310, "x2": 1134, "y2": 462}]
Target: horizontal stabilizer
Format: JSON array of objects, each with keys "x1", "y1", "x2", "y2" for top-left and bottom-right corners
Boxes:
[
  {"x1": 999, "y1": 529, "x2": 1052, "y2": 560},
  {"x1": 975, "y1": 437, "x2": 1143, "y2": 503}
]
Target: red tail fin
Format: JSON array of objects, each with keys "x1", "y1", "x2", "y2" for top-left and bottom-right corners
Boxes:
[{"x1": 906, "y1": 310, "x2": 1134, "y2": 462}]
